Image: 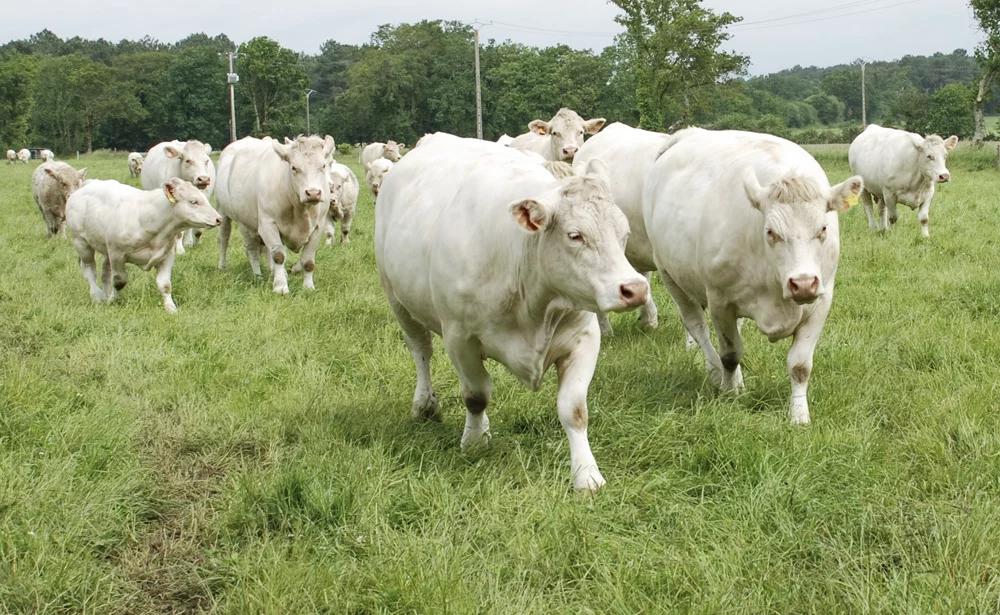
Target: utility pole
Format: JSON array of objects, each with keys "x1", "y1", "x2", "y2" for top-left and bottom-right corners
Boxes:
[
  {"x1": 474, "y1": 28, "x2": 483, "y2": 140},
  {"x1": 306, "y1": 89, "x2": 316, "y2": 134},
  {"x1": 225, "y1": 52, "x2": 239, "y2": 144},
  {"x1": 860, "y1": 60, "x2": 867, "y2": 128}
]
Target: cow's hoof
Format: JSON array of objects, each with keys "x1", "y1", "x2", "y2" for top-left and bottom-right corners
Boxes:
[
  {"x1": 411, "y1": 395, "x2": 440, "y2": 422},
  {"x1": 573, "y1": 466, "x2": 606, "y2": 492}
]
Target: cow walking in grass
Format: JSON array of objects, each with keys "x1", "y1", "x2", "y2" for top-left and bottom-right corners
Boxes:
[
  {"x1": 32, "y1": 161, "x2": 87, "y2": 238},
  {"x1": 326, "y1": 162, "x2": 360, "y2": 245},
  {"x1": 644, "y1": 128, "x2": 862, "y2": 425},
  {"x1": 359, "y1": 141, "x2": 403, "y2": 169},
  {"x1": 376, "y1": 134, "x2": 648, "y2": 490}
]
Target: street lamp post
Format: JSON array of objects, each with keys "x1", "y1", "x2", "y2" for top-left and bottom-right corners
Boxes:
[
  {"x1": 224, "y1": 51, "x2": 239, "y2": 144},
  {"x1": 306, "y1": 89, "x2": 316, "y2": 134}
]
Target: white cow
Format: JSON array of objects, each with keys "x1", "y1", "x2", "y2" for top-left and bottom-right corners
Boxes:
[
  {"x1": 376, "y1": 135, "x2": 649, "y2": 490},
  {"x1": 365, "y1": 158, "x2": 393, "y2": 199},
  {"x1": 127, "y1": 152, "x2": 144, "y2": 178},
  {"x1": 359, "y1": 140, "x2": 403, "y2": 168},
  {"x1": 508, "y1": 108, "x2": 606, "y2": 162},
  {"x1": 574, "y1": 122, "x2": 671, "y2": 336},
  {"x1": 644, "y1": 128, "x2": 862, "y2": 425},
  {"x1": 496, "y1": 134, "x2": 514, "y2": 147},
  {"x1": 66, "y1": 178, "x2": 222, "y2": 313},
  {"x1": 32, "y1": 161, "x2": 87, "y2": 237},
  {"x1": 216, "y1": 135, "x2": 335, "y2": 294},
  {"x1": 325, "y1": 162, "x2": 360, "y2": 245},
  {"x1": 141, "y1": 140, "x2": 215, "y2": 253},
  {"x1": 17, "y1": 148, "x2": 30, "y2": 164},
  {"x1": 6, "y1": 150, "x2": 15, "y2": 164},
  {"x1": 40, "y1": 149, "x2": 54, "y2": 162},
  {"x1": 848, "y1": 124, "x2": 957, "y2": 238}
]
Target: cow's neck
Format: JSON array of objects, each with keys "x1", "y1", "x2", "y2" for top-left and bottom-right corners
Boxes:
[{"x1": 135, "y1": 198, "x2": 191, "y2": 244}]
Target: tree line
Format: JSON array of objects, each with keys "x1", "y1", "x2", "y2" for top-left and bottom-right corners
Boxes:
[{"x1": 0, "y1": 1, "x2": 995, "y2": 155}]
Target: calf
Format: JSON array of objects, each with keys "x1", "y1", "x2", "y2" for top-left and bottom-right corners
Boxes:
[
  {"x1": 127, "y1": 152, "x2": 144, "y2": 178},
  {"x1": 644, "y1": 128, "x2": 862, "y2": 425},
  {"x1": 326, "y1": 162, "x2": 360, "y2": 245},
  {"x1": 849, "y1": 124, "x2": 957, "y2": 238},
  {"x1": 376, "y1": 135, "x2": 648, "y2": 490},
  {"x1": 360, "y1": 140, "x2": 403, "y2": 168},
  {"x1": 6, "y1": 150, "x2": 15, "y2": 164},
  {"x1": 216, "y1": 135, "x2": 335, "y2": 294},
  {"x1": 31, "y1": 161, "x2": 87, "y2": 237},
  {"x1": 142, "y1": 140, "x2": 215, "y2": 252},
  {"x1": 66, "y1": 178, "x2": 222, "y2": 313},
  {"x1": 508, "y1": 108, "x2": 605, "y2": 162},
  {"x1": 366, "y1": 158, "x2": 393, "y2": 199}
]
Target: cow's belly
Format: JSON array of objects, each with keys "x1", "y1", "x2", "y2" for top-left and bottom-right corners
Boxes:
[
  {"x1": 278, "y1": 217, "x2": 319, "y2": 252},
  {"x1": 126, "y1": 244, "x2": 172, "y2": 270}
]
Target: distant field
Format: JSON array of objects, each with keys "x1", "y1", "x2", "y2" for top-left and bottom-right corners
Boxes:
[{"x1": 2, "y1": 147, "x2": 1000, "y2": 613}]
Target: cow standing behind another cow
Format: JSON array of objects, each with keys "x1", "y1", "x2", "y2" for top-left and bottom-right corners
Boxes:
[
  {"x1": 508, "y1": 108, "x2": 606, "y2": 162},
  {"x1": 40, "y1": 149, "x2": 54, "y2": 162},
  {"x1": 848, "y1": 124, "x2": 957, "y2": 238},
  {"x1": 32, "y1": 161, "x2": 87, "y2": 238},
  {"x1": 17, "y1": 149, "x2": 30, "y2": 164},
  {"x1": 644, "y1": 128, "x2": 862, "y2": 425},
  {"x1": 142, "y1": 140, "x2": 215, "y2": 253},
  {"x1": 365, "y1": 158, "x2": 393, "y2": 199},
  {"x1": 359, "y1": 141, "x2": 403, "y2": 169},
  {"x1": 326, "y1": 162, "x2": 360, "y2": 245},
  {"x1": 6, "y1": 150, "x2": 15, "y2": 164},
  {"x1": 128, "y1": 152, "x2": 144, "y2": 178}
]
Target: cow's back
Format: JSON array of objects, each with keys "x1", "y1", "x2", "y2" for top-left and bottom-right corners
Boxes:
[
  {"x1": 849, "y1": 124, "x2": 918, "y2": 194},
  {"x1": 360, "y1": 143, "x2": 385, "y2": 168},
  {"x1": 141, "y1": 141, "x2": 181, "y2": 190},
  {"x1": 215, "y1": 138, "x2": 277, "y2": 226}
]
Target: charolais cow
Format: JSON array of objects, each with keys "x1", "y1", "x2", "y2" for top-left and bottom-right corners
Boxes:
[
  {"x1": 216, "y1": 135, "x2": 335, "y2": 294},
  {"x1": 66, "y1": 178, "x2": 222, "y2": 313},
  {"x1": 128, "y1": 152, "x2": 144, "y2": 178},
  {"x1": 142, "y1": 140, "x2": 215, "y2": 253},
  {"x1": 326, "y1": 161, "x2": 360, "y2": 245},
  {"x1": 17, "y1": 149, "x2": 30, "y2": 164},
  {"x1": 6, "y1": 150, "x2": 15, "y2": 164},
  {"x1": 643, "y1": 128, "x2": 862, "y2": 425},
  {"x1": 32, "y1": 161, "x2": 87, "y2": 237},
  {"x1": 508, "y1": 108, "x2": 606, "y2": 162},
  {"x1": 849, "y1": 124, "x2": 957, "y2": 238},
  {"x1": 360, "y1": 140, "x2": 403, "y2": 168},
  {"x1": 376, "y1": 135, "x2": 648, "y2": 490},
  {"x1": 496, "y1": 134, "x2": 514, "y2": 147},
  {"x1": 574, "y1": 122, "x2": 671, "y2": 336},
  {"x1": 40, "y1": 149, "x2": 54, "y2": 162},
  {"x1": 366, "y1": 158, "x2": 393, "y2": 199}
]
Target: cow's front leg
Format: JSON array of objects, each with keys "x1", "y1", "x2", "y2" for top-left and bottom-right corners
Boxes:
[
  {"x1": 76, "y1": 244, "x2": 105, "y2": 303},
  {"x1": 444, "y1": 334, "x2": 493, "y2": 451},
  {"x1": 555, "y1": 321, "x2": 605, "y2": 491},
  {"x1": 883, "y1": 193, "x2": 899, "y2": 229},
  {"x1": 155, "y1": 252, "x2": 178, "y2": 313},
  {"x1": 258, "y1": 220, "x2": 289, "y2": 294},
  {"x1": 174, "y1": 232, "x2": 186, "y2": 255},
  {"x1": 298, "y1": 224, "x2": 324, "y2": 291},
  {"x1": 710, "y1": 303, "x2": 744, "y2": 393},
  {"x1": 917, "y1": 195, "x2": 932, "y2": 238},
  {"x1": 340, "y1": 207, "x2": 355, "y2": 244},
  {"x1": 108, "y1": 252, "x2": 129, "y2": 302},
  {"x1": 638, "y1": 272, "x2": 658, "y2": 328},
  {"x1": 786, "y1": 298, "x2": 833, "y2": 426},
  {"x1": 217, "y1": 216, "x2": 232, "y2": 269}
]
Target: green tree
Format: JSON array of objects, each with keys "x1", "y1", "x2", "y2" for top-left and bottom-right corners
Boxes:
[
  {"x1": 163, "y1": 46, "x2": 229, "y2": 146},
  {"x1": 237, "y1": 36, "x2": 308, "y2": 135},
  {"x1": 69, "y1": 60, "x2": 144, "y2": 152},
  {"x1": 886, "y1": 89, "x2": 931, "y2": 132},
  {"x1": 925, "y1": 83, "x2": 974, "y2": 138},
  {"x1": 611, "y1": 0, "x2": 748, "y2": 129},
  {"x1": 0, "y1": 53, "x2": 38, "y2": 146},
  {"x1": 805, "y1": 93, "x2": 844, "y2": 125},
  {"x1": 971, "y1": 0, "x2": 1000, "y2": 146}
]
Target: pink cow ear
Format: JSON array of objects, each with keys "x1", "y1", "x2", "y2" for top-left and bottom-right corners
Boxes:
[
  {"x1": 510, "y1": 199, "x2": 549, "y2": 232},
  {"x1": 583, "y1": 118, "x2": 606, "y2": 134},
  {"x1": 945, "y1": 136, "x2": 959, "y2": 151},
  {"x1": 528, "y1": 120, "x2": 549, "y2": 136}
]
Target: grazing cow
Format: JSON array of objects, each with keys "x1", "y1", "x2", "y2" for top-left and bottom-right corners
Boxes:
[
  {"x1": 365, "y1": 158, "x2": 393, "y2": 199},
  {"x1": 325, "y1": 162, "x2": 360, "y2": 245},
  {"x1": 141, "y1": 140, "x2": 215, "y2": 253},
  {"x1": 40, "y1": 149, "x2": 54, "y2": 162},
  {"x1": 574, "y1": 122, "x2": 669, "y2": 335},
  {"x1": 127, "y1": 152, "x2": 144, "y2": 178},
  {"x1": 508, "y1": 108, "x2": 606, "y2": 162},
  {"x1": 644, "y1": 128, "x2": 862, "y2": 425},
  {"x1": 849, "y1": 124, "x2": 957, "y2": 238},
  {"x1": 496, "y1": 134, "x2": 514, "y2": 147},
  {"x1": 17, "y1": 149, "x2": 30, "y2": 164},
  {"x1": 376, "y1": 135, "x2": 648, "y2": 490},
  {"x1": 31, "y1": 161, "x2": 87, "y2": 237},
  {"x1": 216, "y1": 135, "x2": 335, "y2": 294},
  {"x1": 6, "y1": 150, "x2": 15, "y2": 164},
  {"x1": 66, "y1": 178, "x2": 222, "y2": 313},
  {"x1": 359, "y1": 140, "x2": 403, "y2": 168}
]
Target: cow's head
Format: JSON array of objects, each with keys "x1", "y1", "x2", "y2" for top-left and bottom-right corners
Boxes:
[
  {"x1": 510, "y1": 158, "x2": 648, "y2": 314},
  {"x1": 384, "y1": 140, "x2": 403, "y2": 162},
  {"x1": 528, "y1": 108, "x2": 606, "y2": 162},
  {"x1": 164, "y1": 140, "x2": 213, "y2": 190},
  {"x1": 367, "y1": 158, "x2": 393, "y2": 197},
  {"x1": 45, "y1": 164, "x2": 88, "y2": 203},
  {"x1": 162, "y1": 178, "x2": 223, "y2": 229},
  {"x1": 271, "y1": 135, "x2": 335, "y2": 205},
  {"x1": 744, "y1": 170, "x2": 862, "y2": 305},
  {"x1": 912, "y1": 133, "x2": 958, "y2": 183},
  {"x1": 327, "y1": 166, "x2": 352, "y2": 221}
]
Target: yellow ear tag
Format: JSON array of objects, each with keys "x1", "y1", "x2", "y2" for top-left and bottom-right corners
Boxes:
[
  {"x1": 845, "y1": 193, "x2": 859, "y2": 208},
  {"x1": 166, "y1": 193, "x2": 176, "y2": 203}
]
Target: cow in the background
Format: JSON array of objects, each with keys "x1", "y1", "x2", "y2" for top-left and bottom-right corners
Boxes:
[
  {"x1": 32, "y1": 161, "x2": 87, "y2": 237},
  {"x1": 40, "y1": 149, "x2": 54, "y2": 162},
  {"x1": 16, "y1": 149, "x2": 30, "y2": 164},
  {"x1": 128, "y1": 152, "x2": 144, "y2": 178},
  {"x1": 508, "y1": 108, "x2": 605, "y2": 162},
  {"x1": 326, "y1": 162, "x2": 360, "y2": 245},
  {"x1": 360, "y1": 141, "x2": 403, "y2": 168},
  {"x1": 366, "y1": 158, "x2": 393, "y2": 199},
  {"x1": 6, "y1": 150, "x2": 15, "y2": 164},
  {"x1": 644, "y1": 128, "x2": 862, "y2": 426},
  {"x1": 142, "y1": 140, "x2": 215, "y2": 253},
  {"x1": 849, "y1": 124, "x2": 957, "y2": 238}
]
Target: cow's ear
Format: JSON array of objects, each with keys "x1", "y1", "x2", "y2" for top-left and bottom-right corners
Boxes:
[
  {"x1": 828, "y1": 175, "x2": 863, "y2": 213},
  {"x1": 742, "y1": 169, "x2": 768, "y2": 211},
  {"x1": 581, "y1": 158, "x2": 610, "y2": 184},
  {"x1": 528, "y1": 120, "x2": 550, "y2": 136},
  {"x1": 271, "y1": 139, "x2": 291, "y2": 161},
  {"x1": 945, "y1": 135, "x2": 959, "y2": 151},
  {"x1": 162, "y1": 179, "x2": 181, "y2": 204},
  {"x1": 203, "y1": 144, "x2": 211, "y2": 155},
  {"x1": 583, "y1": 118, "x2": 606, "y2": 134},
  {"x1": 323, "y1": 135, "x2": 336, "y2": 158},
  {"x1": 78, "y1": 168, "x2": 87, "y2": 179},
  {"x1": 510, "y1": 199, "x2": 549, "y2": 232},
  {"x1": 44, "y1": 167, "x2": 56, "y2": 178},
  {"x1": 398, "y1": 143, "x2": 406, "y2": 150},
  {"x1": 910, "y1": 133, "x2": 925, "y2": 151},
  {"x1": 164, "y1": 145, "x2": 181, "y2": 159}
]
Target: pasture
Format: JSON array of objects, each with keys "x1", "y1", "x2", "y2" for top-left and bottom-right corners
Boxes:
[{"x1": 2, "y1": 146, "x2": 1000, "y2": 614}]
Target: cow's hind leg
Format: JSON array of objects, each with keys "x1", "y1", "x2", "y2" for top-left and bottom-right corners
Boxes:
[
  {"x1": 391, "y1": 301, "x2": 439, "y2": 421},
  {"x1": 861, "y1": 188, "x2": 878, "y2": 229},
  {"x1": 76, "y1": 243, "x2": 105, "y2": 303},
  {"x1": 155, "y1": 251, "x2": 178, "y2": 313},
  {"x1": 444, "y1": 332, "x2": 493, "y2": 451},
  {"x1": 660, "y1": 270, "x2": 724, "y2": 386},
  {"x1": 709, "y1": 303, "x2": 744, "y2": 393},
  {"x1": 883, "y1": 192, "x2": 899, "y2": 230},
  {"x1": 217, "y1": 215, "x2": 232, "y2": 269},
  {"x1": 238, "y1": 225, "x2": 264, "y2": 277},
  {"x1": 638, "y1": 271, "x2": 658, "y2": 329}
]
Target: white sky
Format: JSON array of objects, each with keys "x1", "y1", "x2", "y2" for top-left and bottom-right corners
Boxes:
[{"x1": 1, "y1": 0, "x2": 982, "y2": 75}]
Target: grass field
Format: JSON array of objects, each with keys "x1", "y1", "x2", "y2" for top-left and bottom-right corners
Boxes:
[{"x1": 2, "y1": 145, "x2": 1000, "y2": 614}]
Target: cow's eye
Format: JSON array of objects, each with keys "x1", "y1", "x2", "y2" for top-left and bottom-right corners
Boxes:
[
  {"x1": 552, "y1": 131, "x2": 561, "y2": 138},
  {"x1": 766, "y1": 229, "x2": 781, "y2": 242},
  {"x1": 292, "y1": 166, "x2": 300, "y2": 173},
  {"x1": 568, "y1": 231, "x2": 585, "y2": 244},
  {"x1": 186, "y1": 160, "x2": 193, "y2": 165},
  {"x1": 817, "y1": 226, "x2": 827, "y2": 240},
  {"x1": 927, "y1": 155, "x2": 934, "y2": 161},
  {"x1": 189, "y1": 199, "x2": 199, "y2": 206}
]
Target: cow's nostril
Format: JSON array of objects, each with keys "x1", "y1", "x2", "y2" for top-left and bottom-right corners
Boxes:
[{"x1": 621, "y1": 285, "x2": 634, "y2": 300}]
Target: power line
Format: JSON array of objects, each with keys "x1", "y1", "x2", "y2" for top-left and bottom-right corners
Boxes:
[
  {"x1": 732, "y1": 0, "x2": 893, "y2": 28},
  {"x1": 732, "y1": 0, "x2": 927, "y2": 31}
]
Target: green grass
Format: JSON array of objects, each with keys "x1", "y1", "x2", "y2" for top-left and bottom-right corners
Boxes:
[{"x1": 3, "y1": 148, "x2": 1000, "y2": 614}]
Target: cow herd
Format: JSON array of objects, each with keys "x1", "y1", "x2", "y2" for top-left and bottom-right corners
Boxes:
[{"x1": 5, "y1": 108, "x2": 959, "y2": 490}]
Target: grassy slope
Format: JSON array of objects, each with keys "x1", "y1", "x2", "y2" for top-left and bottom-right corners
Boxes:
[{"x1": 1, "y1": 147, "x2": 999, "y2": 614}]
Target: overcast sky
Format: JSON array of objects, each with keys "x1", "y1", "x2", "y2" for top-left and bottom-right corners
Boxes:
[{"x1": 1, "y1": 0, "x2": 981, "y2": 75}]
